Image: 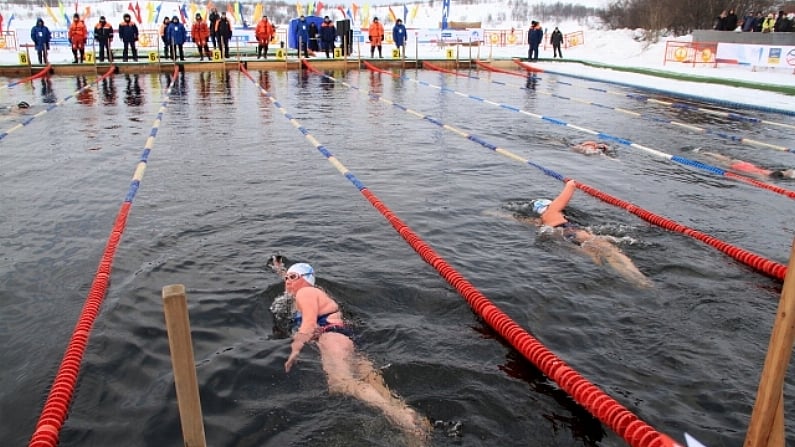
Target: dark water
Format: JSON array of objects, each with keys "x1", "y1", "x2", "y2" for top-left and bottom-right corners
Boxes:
[{"x1": 1, "y1": 68, "x2": 794, "y2": 447}]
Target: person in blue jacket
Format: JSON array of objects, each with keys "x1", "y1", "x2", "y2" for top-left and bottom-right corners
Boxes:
[
  {"x1": 30, "y1": 18, "x2": 51, "y2": 64},
  {"x1": 167, "y1": 16, "x2": 187, "y2": 61},
  {"x1": 527, "y1": 20, "x2": 543, "y2": 61},
  {"x1": 319, "y1": 16, "x2": 336, "y2": 58},
  {"x1": 118, "y1": 13, "x2": 139, "y2": 62},
  {"x1": 392, "y1": 18, "x2": 407, "y2": 57},
  {"x1": 295, "y1": 15, "x2": 309, "y2": 58}
]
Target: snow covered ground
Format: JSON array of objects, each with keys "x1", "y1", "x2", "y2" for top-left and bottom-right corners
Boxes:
[{"x1": 1, "y1": 1, "x2": 792, "y2": 111}]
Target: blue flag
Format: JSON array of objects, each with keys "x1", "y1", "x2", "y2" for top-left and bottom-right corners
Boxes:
[
  {"x1": 64, "y1": 13, "x2": 71, "y2": 27},
  {"x1": 154, "y1": 2, "x2": 162, "y2": 24},
  {"x1": 441, "y1": 0, "x2": 450, "y2": 29},
  {"x1": 403, "y1": 3, "x2": 408, "y2": 22},
  {"x1": 6, "y1": 13, "x2": 14, "y2": 29}
]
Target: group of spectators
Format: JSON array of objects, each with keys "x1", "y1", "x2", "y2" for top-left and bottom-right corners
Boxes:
[
  {"x1": 30, "y1": 13, "x2": 141, "y2": 64},
  {"x1": 715, "y1": 9, "x2": 794, "y2": 32}
]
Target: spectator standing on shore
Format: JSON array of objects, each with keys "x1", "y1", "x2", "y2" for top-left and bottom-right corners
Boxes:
[
  {"x1": 167, "y1": 15, "x2": 186, "y2": 61},
  {"x1": 208, "y1": 8, "x2": 220, "y2": 49},
  {"x1": 761, "y1": 13, "x2": 776, "y2": 32},
  {"x1": 550, "y1": 26, "x2": 563, "y2": 58},
  {"x1": 368, "y1": 17, "x2": 384, "y2": 58},
  {"x1": 159, "y1": 17, "x2": 170, "y2": 59},
  {"x1": 308, "y1": 21, "x2": 319, "y2": 53},
  {"x1": 296, "y1": 15, "x2": 310, "y2": 58},
  {"x1": 192, "y1": 13, "x2": 210, "y2": 61},
  {"x1": 319, "y1": 16, "x2": 336, "y2": 58},
  {"x1": 527, "y1": 21, "x2": 542, "y2": 61},
  {"x1": 30, "y1": 18, "x2": 51, "y2": 64},
  {"x1": 68, "y1": 13, "x2": 87, "y2": 63},
  {"x1": 215, "y1": 11, "x2": 233, "y2": 58},
  {"x1": 392, "y1": 18, "x2": 407, "y2": 58},
  {"x1": 118, "y1": 13, "x2": 139, "y2": 61},
  {"x1": 774, "y1": 11, "x2": 791, "y2": 32},
  {"x1": 94, "y1": 16, "x2": 113, "y2": 62},
  {"x1": 741, "y1": 11, "x2": 755, "y2": 31},
  {"x1": 255, "y1": 15, "x2": 276, "y2": 59},
  {"x1": 753, "y1": 11, "x2": 764, "y2": 32}
]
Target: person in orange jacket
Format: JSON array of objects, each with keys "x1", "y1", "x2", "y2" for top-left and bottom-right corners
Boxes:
[
  {"x1": 368, "y1": 17, "x2": 384, "y2": 58},
  {"x1": 192, "y1": 13, "x2": 210, "y2": 61},
  {"x1": 255, "y1": 15, "x2": 275, "y2": 59},
  {"x1": 68, "y1": 13, "x2": 88, "y2": 63}
]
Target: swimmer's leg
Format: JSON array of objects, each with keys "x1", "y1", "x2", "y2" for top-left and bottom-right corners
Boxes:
[
  {"x1": 318, "y1": 334, "x2": 431, "y2": 443},
  {"x1": 578, "y1": 236, "x2": 652, "y2": 288}
]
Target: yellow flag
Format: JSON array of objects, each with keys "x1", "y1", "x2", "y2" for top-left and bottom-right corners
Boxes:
[
  {"x1": 295, "y1": 2, "x2": 304, "y2": 16},
  {"x1": 46, "y1": 5, "x2": 61, "y2": 25},
  {"x1": 252, "y1": 4, "x2": 262, "y2": 24},
  {"x1": 189, "y1": 3, "x2": 198, "y2": 20},
  {"x1": 410, "y1": 4, "x2": 419, "y2": 21},
  {"x1": 362, "y1": 4, "x2": 369, "y2": 24}
]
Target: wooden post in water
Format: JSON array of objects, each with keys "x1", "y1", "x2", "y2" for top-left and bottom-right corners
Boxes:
[
  {"x1": 162, "y1": 284, "x2": 207, "y2": 447},
  {"x1": 744, "y1": 238, "x2": 795, "y2": 447}
]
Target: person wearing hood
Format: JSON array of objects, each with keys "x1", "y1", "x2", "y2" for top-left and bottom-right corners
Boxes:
[
  {"x1": 255, "y1": 15, "x2": 276, "y2": 59},
  {"x1": 118, "y1": 13, "x2": 139, "y2": 62},
  {"x1": 368, "y1": 17, "x2": 384, "y2": 58},
  {"x1": 68, "y1": 13, "x2": 87, "y2": 63},
  {"x1": 392, "y1": 18, "x2": 407, "y2": 58},
  {"x1": 94, "y1": 16, "x2": 113, "y2": 62},
  {"x1": 192, "y1": 13, "x2": 211, "y2": 61},
  {"x1": 167, "y1": 15, "x2": 187, "y2": 61},
  {"x1": 208, "y1": 7, "x2": 220, "y2": 49},
  {"x1": 30, "y1": 18, "x2": 51, "y2": 64}
]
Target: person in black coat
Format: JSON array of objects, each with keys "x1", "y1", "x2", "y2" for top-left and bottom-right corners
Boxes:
[
  {"x1": 319, "y1": 16, "x2": 335, "y2": 58},
  {"x1": 118, "y1": 13, "x2": 139, "y2": 61},
  {"x1": 308, "y1": 21, "x2": 319, "y2": 52},
  {"x1": 550, "y1": 26, "x2": 563, "y2": 58},
  {"x1": 215, "y1": 11, "x2": 233, "y2": 58},
  {"x1": 93, "y1": 16, "x2": 113, "y2": 62},
  {"x1": 208, "y1": 8, "x2": 220, "y2": 49}
]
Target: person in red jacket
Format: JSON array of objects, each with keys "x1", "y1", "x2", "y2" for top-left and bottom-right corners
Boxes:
[
  {"x1": 192, "y1": 13, "x2": 210, "y2": 61},
  {"x1": 368, "y1": 17, "x2": 384, "y2": 58},
  {"x1": 68, "y1": 13, "x2": 88, "y2": 63},
  {"x1": 255, "y1": 15, "x2": 275, "y2": 59}
]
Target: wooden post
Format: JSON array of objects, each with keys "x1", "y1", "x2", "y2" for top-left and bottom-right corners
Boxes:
[
  {"x1": 162, "y1": 284, "x2": 207, "y2": 447},
  {"x1": 744, "y1": 238, "x2": 795, "y2": 447}
]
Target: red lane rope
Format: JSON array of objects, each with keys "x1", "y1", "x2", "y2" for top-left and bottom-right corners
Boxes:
[
  {"x1": 363, "y1": 61, "x2": 787, "y2": 281},
  {"x1": 21, "y1": 65, "x2": 53, "y2": 83},
  {"x1": 299, "y1": 60, "x2": 684, "y2": 447},
  {"x1": 423, "y1": 61, "x2": 470, "y2": 77},
  {"x1": 360, "y1": 188, "x2": 680, "y2": 447},
  {"x1": 574, "y1": 181, "x2": 787, "y2": 280},
  {"x1": 28, "y1": 64, "x2": 180, "y2": 447}
]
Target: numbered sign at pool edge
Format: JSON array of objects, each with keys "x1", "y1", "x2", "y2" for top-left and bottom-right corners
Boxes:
[
  {"x1": 84, "y1": 51, "x2": 95, "y2": 63},
  {"x1": 18, "y1": 52, "x2": 29, "y2": 65},
  {"x1": 445, "y1": 48, "x2": 454, "y2": 59},
  {"x1": 276, "y1": 48, "x2": 286, "y2": 60},
  {"x1": 148, "y1": 52, "x2": 158, "y2": 62},
  {"x1": 333, "y1": 47, "x2": 342, "y2": 58},
  {"x1": 392, "y1": 48, "x2": 400, "y2": 59},
  {"x1": 212, "y1": 49, "x2": 222, "y2": 61}
]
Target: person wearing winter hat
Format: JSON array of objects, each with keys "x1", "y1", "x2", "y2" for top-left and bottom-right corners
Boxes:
[
  {"x1": 275, "y1": 259, "x2": 431, "y2": 440},
  {"x1": 118, "y1": 13, "x2": 139, "y2": 62},
  {"x1": 94, "y1": 16, "x2": 113, "y2": 62}
]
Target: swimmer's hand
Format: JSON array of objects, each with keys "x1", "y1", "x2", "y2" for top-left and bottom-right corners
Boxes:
[
  {"x1": 285, "y1": 351, "x2": 299, "y2": 372},
  {"x1": 566, "y1": 179, "x2": 576, "y2": 188}
]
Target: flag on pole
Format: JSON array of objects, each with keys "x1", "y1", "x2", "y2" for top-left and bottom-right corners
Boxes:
[
  {"x1": 387, "y1": 6, "x2": 396, "y2": 22},
  {"x1": 403, "y1": 3, "x2": 407, "y2": 22},
  {"x1": 296, "y1": 2, "x2": 304, "y2": 16},
  {"x1": 226, "y1": 3, "x2": 236, "y2": 23},
  {"x1": 189, "y1": 3, "x2": 198, "y2": 21},
  {"x1": 58, "y1": 0, "x2": 67, "y2": 22},
  {"x1": 316, "y1": 1, "x2": 324, "y2": 16},
  {"x1": 336, "y1": 5, "x2": 345, "y2": 19},
  {"x1": 0, "y1": 13, "x2": 4, "y2": 34},
  {"x1": 154, "y1": 2, "x2": 162, "y2": 23},
  {"x1": 82, "y1": 6, "x2": 91, "y2": 20},
  {"x1": 346, "y1": 7, "x2": 352, "y2": 19},
  {"x1": 252, "y1": 3, "x2": 262, "y2": 23},
  {"x1": 134, "y1": 1, "x2": 142, "y2": 23},
  {"x1": 410, "y1": 4, "x2": 419, "y2": 21},
  {"x1": 6, "y1": 13, "x2": 14, "y2": 29},
  {"x1": 46, "y1": 6, "x2": 60, "y2": 25},
  {"x1": 180, "y1": 3, "x2": 188, "y2": 23},
  {"x1": 362, "y1": 3, "x2": 369, "y2": 24},
  {"x1": 235, "y1": 1, "x2": 245, "y2": 26},
  {"x1": 351, "y1": 3, "x2": 358, "y2": 21}
]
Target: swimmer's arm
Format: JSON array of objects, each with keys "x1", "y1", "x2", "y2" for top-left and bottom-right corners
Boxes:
[
  {"x1": 547, "y1": 180, "x2": 576, "y2": 214},
  {"x1": 481, "y1": 209, "x2": 539, "y2": 226},
  {"x1": 285, "y1": 291, "x2": 318, "y2": 372}
]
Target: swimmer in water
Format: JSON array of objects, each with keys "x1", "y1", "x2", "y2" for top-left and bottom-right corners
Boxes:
[
  {"x1": 689, "y1": 148, "x2": 795, "y2": 179},
  {"x1": 268, "y1": 256, "x2": 431, "y2": 444},
  {"x1": 572, "y1": 140, "x2": 617, "y2": 157},
  {"x1": 498, "y1": 180, "x2": 651, "y2": 288}
]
